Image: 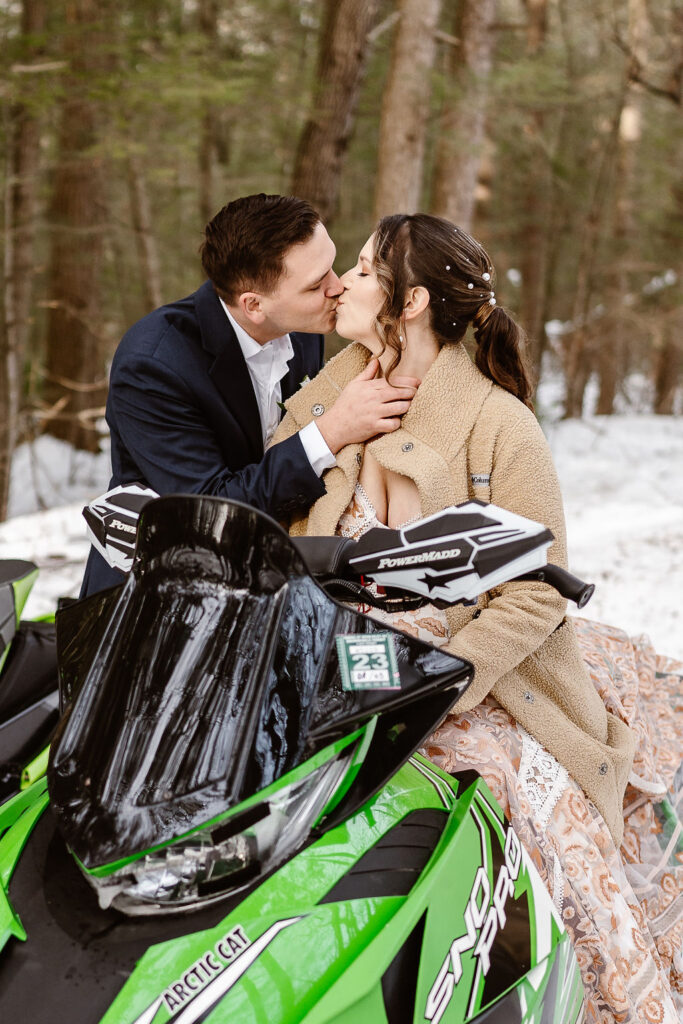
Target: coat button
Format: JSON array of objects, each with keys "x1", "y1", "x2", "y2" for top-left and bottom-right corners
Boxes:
[
  {"x1": 311, "y1": 403, "x2": 325, "y2": 417},
  {"x1": 599, "y1": 762, "x2": 608, "y2": 775},
  {"x1": 402, "y1": 442, "x2": 414, "y2": 452},
  {"x1": 523, "y1": 691, "x2": 534, "y2": 703}
]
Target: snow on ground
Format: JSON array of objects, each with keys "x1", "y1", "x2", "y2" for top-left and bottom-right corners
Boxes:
[
  {"x1": 0, "y1": 414, "x2": 681, "y2": 658},
  {"x1": 546, "y1": 415, "x2": 683, "y2": 658}
]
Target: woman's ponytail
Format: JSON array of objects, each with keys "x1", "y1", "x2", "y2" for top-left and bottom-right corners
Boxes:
[{"x1": 473, "y1": 304, "x2": 534, "y2": 410}]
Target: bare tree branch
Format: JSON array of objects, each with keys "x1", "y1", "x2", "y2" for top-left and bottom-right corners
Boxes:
[{"x1": 612, "y1": 31, "x2": 681, "y2": 105}]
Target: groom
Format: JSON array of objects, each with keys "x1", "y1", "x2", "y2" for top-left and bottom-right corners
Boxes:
[{"x1": 81, "y1": 193, "x2": 418, "y2": 596}]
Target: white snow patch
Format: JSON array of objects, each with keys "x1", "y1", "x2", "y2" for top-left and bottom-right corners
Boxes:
[{"x1": 546, "y1": 415, "x2": 683, "y2": 659}]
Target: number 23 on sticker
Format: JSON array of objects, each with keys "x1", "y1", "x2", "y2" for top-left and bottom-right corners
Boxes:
[{"x1": 335, "y1": 633, "x2": 401, "y2": 691}]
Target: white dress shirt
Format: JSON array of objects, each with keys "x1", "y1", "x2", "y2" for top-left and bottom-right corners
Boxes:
[{"x1": 220, "y1": 301, "x2": 335, "y2": 476}]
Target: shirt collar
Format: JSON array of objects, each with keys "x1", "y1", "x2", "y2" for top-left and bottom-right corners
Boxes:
[{"x1": 220, "y1": 299, "x2": 293, "y2": 369}]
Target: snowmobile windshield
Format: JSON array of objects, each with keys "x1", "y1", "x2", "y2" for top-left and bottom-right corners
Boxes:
[{"x1": 49, "y1": 497, "x2": 472, "y2": 875}]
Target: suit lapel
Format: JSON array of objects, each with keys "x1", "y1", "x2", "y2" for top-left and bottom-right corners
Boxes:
[
  {"x1": 194, "y1": 281, "x2": 263, "y2": 462},
  {"x1": 280, "y1": 337, "x2": 304, "y2": 403}
]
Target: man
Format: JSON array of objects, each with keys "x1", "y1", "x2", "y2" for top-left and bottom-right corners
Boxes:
[{"x1": 81, "y1": 193, "x2": 417, "y2": 596}]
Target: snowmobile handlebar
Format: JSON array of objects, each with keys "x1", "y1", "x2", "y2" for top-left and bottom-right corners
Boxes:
[
  {"x1": 292, "y1": 536, "x2": 594, "y2": 609},
  {"x1": 82, "y1": 487, "x2": 595, "y2": 612}
]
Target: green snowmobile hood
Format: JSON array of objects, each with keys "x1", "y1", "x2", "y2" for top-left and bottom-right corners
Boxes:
[
  {"x1": 0, "y1": 762, "x2": 583, "y2": 1024},
  {"x1": 68, "y1": 760, "x2": 580, "y2": 1024}
]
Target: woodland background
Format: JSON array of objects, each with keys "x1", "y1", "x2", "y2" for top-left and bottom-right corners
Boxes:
[{"x1": 1, "y1": 0, "x2": 681, "y2": 522}]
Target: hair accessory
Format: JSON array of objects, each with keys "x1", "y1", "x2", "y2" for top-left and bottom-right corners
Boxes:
[
  {"x1": 473, "y1": 295, "x2": 496, "y2": 328},
  {"x1": 446, "y1": 265, "x2": 451, "y2": 270},
  {"x1": 467, "y1": 282, "x2": 474, "y2": 290},
  {"x1": 482, "y1": 272, "x2": 491, "y2": 281}
]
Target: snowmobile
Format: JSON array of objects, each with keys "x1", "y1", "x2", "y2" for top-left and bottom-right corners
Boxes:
[{"x1": 0, "y1": 492, "x2": 594, "y2": 1024}]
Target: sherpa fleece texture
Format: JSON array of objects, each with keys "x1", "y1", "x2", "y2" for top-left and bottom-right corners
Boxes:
[{"x1": 273, "y1": 341, "x2": 636, "y2": 845}]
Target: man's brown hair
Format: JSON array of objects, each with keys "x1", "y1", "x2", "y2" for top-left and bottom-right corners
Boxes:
[{"x1": 200, "y1": 193, "x2": 321, "y2": 303}]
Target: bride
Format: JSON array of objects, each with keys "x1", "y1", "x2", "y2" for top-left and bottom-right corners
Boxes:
[{"x1": 273, "y1": 213, "x2": 682, "y2": 1023}]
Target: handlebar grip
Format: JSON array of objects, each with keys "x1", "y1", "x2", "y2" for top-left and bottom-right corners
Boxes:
[
  {"x1": 517, "y1": 564, "x2": 595, "y2": 608},
  {"x1": 292, "y1": 536, "x2": 355, "y2": 576}
]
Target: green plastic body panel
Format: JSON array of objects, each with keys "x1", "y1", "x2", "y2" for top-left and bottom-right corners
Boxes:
[{"x1": 0, "y1": 760, "x2": 583, "y2": 1024}]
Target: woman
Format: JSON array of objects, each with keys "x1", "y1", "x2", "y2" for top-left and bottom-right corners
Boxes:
[{"x1": 273, "y1": 215, "x2": 682, "y2": 1022}]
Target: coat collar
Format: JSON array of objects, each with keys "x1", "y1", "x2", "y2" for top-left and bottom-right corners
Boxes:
[
  {"x1": 194, "y1": 280, "x2": 308, "y2": 461},
  {"x1": 195, "y1": 281, "x2": 263, "y2": 460},
  {"x1": 283, "y1": 341, "x2": 493, "y2": 521},
  {"x1": 284, "y1": 340, "x2": 492, "y2": 462}
]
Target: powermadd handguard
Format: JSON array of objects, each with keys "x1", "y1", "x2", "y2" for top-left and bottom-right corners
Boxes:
[{"x1": 293, "y1": 503, "x2": 594, "y2": 611}]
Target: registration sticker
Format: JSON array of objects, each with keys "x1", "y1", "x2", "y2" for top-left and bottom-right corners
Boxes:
[{"x1": 336, "y1": 632, "x2": 401, "y2": 691}]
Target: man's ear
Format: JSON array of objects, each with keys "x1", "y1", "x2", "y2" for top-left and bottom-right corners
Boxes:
[
  {"x1": 403, "y1": 285, "x2": 430, "y2": 321},
  {"x1": 237, "y1": 291, "x2": 266, "y2": 325}
]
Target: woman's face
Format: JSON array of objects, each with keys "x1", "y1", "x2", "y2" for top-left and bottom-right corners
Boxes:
[{"x1": 335, "y1": 235, "x2": 385, "y2": 352}]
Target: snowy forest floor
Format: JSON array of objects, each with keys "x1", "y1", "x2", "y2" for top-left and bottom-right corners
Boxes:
[{"x1": 0, "y1": 412, "x2": 681, "y2": 659}]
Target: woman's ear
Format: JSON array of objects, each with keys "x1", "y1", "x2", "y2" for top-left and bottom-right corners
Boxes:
[{"x1": 403, "y1": 285, "x2": 430, "y2": 320}]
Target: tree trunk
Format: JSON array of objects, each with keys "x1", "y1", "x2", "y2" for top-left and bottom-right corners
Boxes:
[
  {"x1": 373, "y1": 0, "x2": 443, "y2": 219},
  {"x1": 518, "y1": 0, "x2": 550, "y2": 383},
  {"x1": 430, "y1": 0, "x2": 496, "y2": 232},
  {"x1": 654, "y1": 327, "x2": 682, "y2": 414},
  {"x1": 596, "y1": 0, "x2": 647, "y2": 415},
  {"x1": 291, "y1": 0, "x2": 380, "y2": 225},
  {"x1": 653, "y1": 148, "x2": 682, "y2": 413},
  {"x1": 0, "y1": 0, "x2": 46, "y2": 519},
  {"x1": 562, "y1": 82, "x2": 627, "y2": 418},
  {"x1": 127, "y1": 155, "x2": 163, "y2": 311},
  {"x1": 43, "y1": 0, "x2": 108, "y2": 452},
  {"x1": 198, "y1": 0, "x2": 219, "y2": 226}
]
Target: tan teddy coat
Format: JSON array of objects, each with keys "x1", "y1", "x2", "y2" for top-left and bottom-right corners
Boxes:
[{"x1": 274, "y1": 341, "x2": 636, "y2": 845}]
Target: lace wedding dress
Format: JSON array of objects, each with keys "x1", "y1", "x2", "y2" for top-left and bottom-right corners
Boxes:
[{"x1": 338, "y1": 483, "x2": 683, "y2": 1024}]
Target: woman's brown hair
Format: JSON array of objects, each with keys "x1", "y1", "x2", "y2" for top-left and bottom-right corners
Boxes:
[{"x1": 371, "y1": 214, "x2": 534, "y2": 409}]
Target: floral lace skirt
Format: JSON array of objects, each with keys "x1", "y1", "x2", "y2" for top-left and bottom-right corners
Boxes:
[{"x1": 424, "y1": 619, "x2": 683, "y2": 1024}]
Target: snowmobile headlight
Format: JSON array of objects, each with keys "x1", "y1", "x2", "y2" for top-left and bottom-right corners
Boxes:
[{"x1": 82, "y1": 748, "x2": 354, "y2": 916}]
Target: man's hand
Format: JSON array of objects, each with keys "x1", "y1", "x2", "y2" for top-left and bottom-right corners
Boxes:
[{"x1": 316, "y1": 358, "x2": 419, "y2": 455}]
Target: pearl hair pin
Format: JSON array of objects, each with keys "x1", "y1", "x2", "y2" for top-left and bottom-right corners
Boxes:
[
  {"x1": 467, "y1": 282, "x2": 474, "y2": 289},
  {"x1": 482, "y1": 272, "x2": 491, "y2": 281}
]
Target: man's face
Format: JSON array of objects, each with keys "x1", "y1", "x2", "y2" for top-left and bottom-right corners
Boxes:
[{"x1": 255, "y1": 222, "x2": 342, "y2": 337}]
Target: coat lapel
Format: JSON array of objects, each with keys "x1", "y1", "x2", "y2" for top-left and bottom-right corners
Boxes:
[
  {"x1": 194, "y1": 281, "x2": 263, "y2": 462},
  {"x1": 368, "y1": 344, "x2": 493, "y2": 514},
  {"x1": 276, "y1": 341, "x2": 494, "y2": 527}
]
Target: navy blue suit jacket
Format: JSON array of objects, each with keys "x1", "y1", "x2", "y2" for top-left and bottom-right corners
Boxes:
[{"x1": 81, "y1": 280, "x2": 326, "y2": 596}]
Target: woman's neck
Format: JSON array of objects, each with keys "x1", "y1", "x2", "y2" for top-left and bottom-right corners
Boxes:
[{"x1": 378, "y1": 322, "x2": 440, "y2": 381}]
